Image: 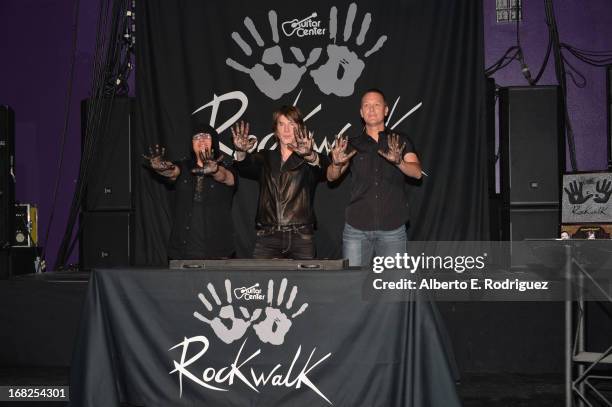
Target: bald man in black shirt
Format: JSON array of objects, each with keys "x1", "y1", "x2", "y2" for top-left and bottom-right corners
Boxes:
[{"x1": 327, "y1": 88, "x2": 422, "y2": 267}]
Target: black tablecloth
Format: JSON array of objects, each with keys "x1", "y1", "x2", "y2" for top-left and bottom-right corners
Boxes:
[{"x1": 69, "y1": 268, "x2": 461, "y2": 406}]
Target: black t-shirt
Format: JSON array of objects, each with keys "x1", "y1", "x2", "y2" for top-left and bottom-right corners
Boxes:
[
  {"x1": 345, "y1": 130, "x2": 416, "y2": 231},
  {"x1": 167, "y1": 158, "x2": 236, "y2": 259}
]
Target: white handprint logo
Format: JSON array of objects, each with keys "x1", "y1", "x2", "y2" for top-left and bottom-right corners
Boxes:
[
  {"x1": 226, "y1": 10, "x2": 322, "y2": 100},
  {"x1": 310, "y1": 3, "x2": 388, "y2": 97},
  {"x1": 253, "y1": 278, "x2": 309, "y2": 346},
  {"x1": 193, "y1": 280, "x2": 262, "y2": 344}
]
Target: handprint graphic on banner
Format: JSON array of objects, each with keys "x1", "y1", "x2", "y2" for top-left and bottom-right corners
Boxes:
[
  {"x1": 193, "y1": 278, "x2": 307, "y2": 346},
  {"x1": 193, "y1": 280, "x2": 262, "y2": 344},
  {"x1": 226, "y1": 3, "x2": 388, "y2": 99},
  {"x1": 226, "y1": 11, "x2": 322, "y2": 100},
  {"x1": 253, "y1": 278, "x2": 309, "y2": 345},
  {"x1": 310, "y1": 3, "x2": 388, "y2": 96}
]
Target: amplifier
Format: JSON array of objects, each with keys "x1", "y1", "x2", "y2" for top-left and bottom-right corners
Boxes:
[
  {"x1": 169, "y1": 258, "x2": 349, "y2": 271},
  {"x1": 13, "y1": 203, "x2": 38, "y2": 247}
]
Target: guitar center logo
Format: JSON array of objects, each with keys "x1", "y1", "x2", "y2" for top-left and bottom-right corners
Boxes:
[
  {"x1": 282, "y1": 12, "x2": 326, "y2": 37},
  {"x1": 233, "y1": 283, "x2": 264, "y2": 301}
]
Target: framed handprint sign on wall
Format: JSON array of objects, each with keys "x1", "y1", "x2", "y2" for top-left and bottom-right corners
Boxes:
[{"x1": 562, "y1": 171, "x2": 612, "y2": 224}]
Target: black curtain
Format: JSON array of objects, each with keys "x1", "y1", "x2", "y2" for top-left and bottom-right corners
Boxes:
[{"x1": 134, "y1": 0, "x2": 487, "y2": 264}]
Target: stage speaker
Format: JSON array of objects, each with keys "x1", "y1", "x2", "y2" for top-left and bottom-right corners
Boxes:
[
  {"x1": 0, "y1": 106, "x2": 15, "y2": 250},
  {"x1": 80, "y1": 211, "x2": 133, "y2": 268},
  {"x1": 82, "y1": 98, "x2": 133, "y2": 211},
  {"x1": 499, "y1": 86, "x2": 563, "y2": 205},
  {"x1": 507, "y1": 207, "x2": 559, "y2": 241},
  {"x1": 492, "y1": 204, "x2": 560, "y2": 241},
  {"x1": 493, "y1": 206, "x2": 560, "y2": 266}
]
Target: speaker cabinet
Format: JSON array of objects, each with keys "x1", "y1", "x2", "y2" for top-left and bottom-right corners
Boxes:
[
  {"x1": 0, "y1": 106, "x2": 15, "y2": 249},
  {"x1": 507, "y1": 207, "x2": 560, "y2": 241},
  {"x1": 499, "y1": 86, "x2": 564, "y2": 205},
  {"x1": 492, "y1": 206, "x2": 560, "y2": 266},
  {"x1": 492, "y1": 203, "x2": 560, "y2": 241},
  {"x1": 80, "y1": 211, "x2": 133, "y2": 268},
  {"x1": 82, "y1": 98, "x2": 133, "y2": 211}
]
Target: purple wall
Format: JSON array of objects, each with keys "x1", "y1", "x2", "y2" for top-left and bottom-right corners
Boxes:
[
  {"x1": 1, "y1": 0, "x2": 111, "y2": 269},
  {"x1": 485, "y1": 1, "x2": 612, "y2": 171},
  {"x1": 1, "y1": 1, "x2": 611, "y2": 270}
]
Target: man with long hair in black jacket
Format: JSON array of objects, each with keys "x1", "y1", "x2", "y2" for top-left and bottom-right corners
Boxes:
[{"x1": 232, "y1": 106, "x2": 329, "y2": 259}]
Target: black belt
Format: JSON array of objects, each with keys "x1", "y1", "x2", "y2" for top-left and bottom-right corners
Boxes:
[{"x1": 257, "y1": 224, "x2": 313, "y2": 234}]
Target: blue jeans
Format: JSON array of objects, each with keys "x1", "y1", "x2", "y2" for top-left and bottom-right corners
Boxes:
[{"x1": 342, "y1": 223, "x2": 407, "y2": 267}]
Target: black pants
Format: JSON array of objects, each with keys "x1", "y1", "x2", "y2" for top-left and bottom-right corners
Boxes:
[{"x1": 252, "y1": 227, "x2": 315, "y2": 259}]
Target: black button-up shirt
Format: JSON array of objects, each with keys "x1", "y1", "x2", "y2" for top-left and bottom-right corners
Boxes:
[
  {"x1": 345, "y1": 130, "x2": 416, "y2": 231},
  {"x1": 167, "y1": 158, "x2": 236, "y2": 259}
]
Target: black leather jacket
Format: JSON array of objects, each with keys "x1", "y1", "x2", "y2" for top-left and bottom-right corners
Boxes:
[{"x1": 234, "y1": 149, "x2": 329, "y2": 228}]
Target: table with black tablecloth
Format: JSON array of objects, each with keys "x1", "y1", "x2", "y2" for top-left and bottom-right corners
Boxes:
[{"x1": 69, "y1": 268, "x2": 461, "y2": 407}]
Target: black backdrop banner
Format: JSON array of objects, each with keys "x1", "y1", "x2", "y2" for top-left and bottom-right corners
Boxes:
[{"x1": 134, "y1": 0, "x2": 487, "y2": 264}]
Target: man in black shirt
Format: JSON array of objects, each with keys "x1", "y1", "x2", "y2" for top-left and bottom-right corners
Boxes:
[
  {"x1": 327, "y1": 89, "x2": 422, "y2": 266},
  {"x1": 144, "y1": 123, "x2": 237, "y2": 259},
  {"x1": 232, "y1": 106, "x2": 328, "y2": 259}
]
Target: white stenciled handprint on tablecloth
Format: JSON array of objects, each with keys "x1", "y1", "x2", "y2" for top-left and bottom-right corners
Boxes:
[
  {"x1": 310, "y1": 3, "x2": 388, "y2": 97},
  {"x1": 193, "y1": 279, "x2": 262, "y2": 344},
  {"x1": 253, "y1": 278, "x2": 309, "y2": 346},
  {"x1": 226, "y1": 10, "x2": 322, "y2": 100}
]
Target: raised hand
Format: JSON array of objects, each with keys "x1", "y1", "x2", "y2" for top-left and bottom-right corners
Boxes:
[
  {"x1": 330, "y1": 134, "x2": 356, "y2": 166},
  {"x1": 192, "y1": 149, "x2": 224, "y2": 176},
  {"x1": 142, "y1": 144, "x2": 176, "y2": 175},
  {"x1": 564, "y1": 180, "x2": 593, "y2": 205},
  {"x1": 377, "y1": 133, "x2": 405, "y2": 165},
  {"x1": 287, "y1": 125, "x2": 314, "y2": 158},
  {"x1": 231, "y1": 121, "x2": 256, "y2": 152},
  {"x1": 594, "y1": 179, "x2": 612, "y2": 203},
  {"x1": 193, "y1": 280, "x2": 262, "y2": 345}
]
